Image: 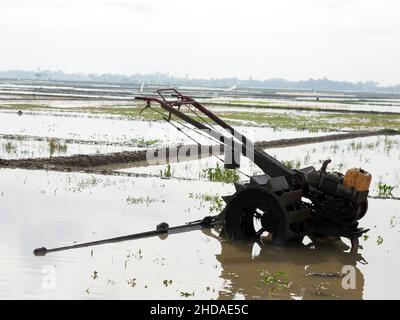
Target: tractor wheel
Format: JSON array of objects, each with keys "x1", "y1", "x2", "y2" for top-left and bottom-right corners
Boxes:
[{"x1": 221, "y1": 186, "x2": 305, "y2": 245}]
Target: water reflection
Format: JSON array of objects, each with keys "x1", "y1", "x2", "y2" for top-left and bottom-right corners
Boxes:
[{"x1": 213, "y1": 237, "x2": 365, "y2": 300}]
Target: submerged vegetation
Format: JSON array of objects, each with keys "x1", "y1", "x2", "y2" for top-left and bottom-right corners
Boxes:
[
  {"x1": 282, "y1": 160, "x2": 302, "y2": 170},
  {"x1": 218, "y1": 110, "x2": 400, "y2": 131},
  {"x1": 180, "y1": 291, "x2": 195, "y2": 298},
  {"x1": 2, "y1": 141, "x2": 17, "y2": 154},
  {"x1": 259, "y1": 270, "x2": 292, "y2": 296},
  {"x1": 201, "y1": 163, "x2": 240, "y2": 183},
  {"x1": 69, "y1": 176, "x2": 100, "y2": 193},
  {"x1": 377, "y1": 182, "x2": 396, "y2": 198},
  {"x1": 126, "y1": 195, "x2": 156, "y2": 206},
  {"x1": 2, "y1": 102, "x2": 400, "y2": 132},
  {"x1": 48, "y1": 139, "x2": 67, "y2": 156},
  {"x1": 259, "y1": 270, "x2": 291, "y2": 287},
  {"x1": 160, "y1": 164, "x2": 172, "y2": 178},
  {"x1": 188, "y1": 192, "x2": 224, "y2": 213},
  {"x1": 131, "y1": 137, "x2": 159, "y2": 147}
]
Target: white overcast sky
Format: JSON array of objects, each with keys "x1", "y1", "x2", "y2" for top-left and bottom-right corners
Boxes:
[{"x1": 1, "y1": 0, "x2": 399, "y2": 85}]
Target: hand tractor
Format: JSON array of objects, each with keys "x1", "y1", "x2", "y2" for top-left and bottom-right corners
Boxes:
[{"x1": 34, "y1": 89, "x2": 371, "y2": 255}]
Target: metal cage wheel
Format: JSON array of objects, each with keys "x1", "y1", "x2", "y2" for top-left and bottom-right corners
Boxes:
[{"x1": 222, "y1": 186, "x2": 302, "y2": 245}]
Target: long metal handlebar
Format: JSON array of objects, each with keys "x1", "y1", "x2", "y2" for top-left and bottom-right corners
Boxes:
[
  {"x1": 135, "y1": 89, "x2": 294, "y2": 182},
  {"x1": 34, "y1": 216, "x2": 219, "y2": 256}
]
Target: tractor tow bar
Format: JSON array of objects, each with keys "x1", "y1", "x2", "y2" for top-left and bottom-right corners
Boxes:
[{"x1": 33, "y1": 215, "x2": 220, "y2": 256}]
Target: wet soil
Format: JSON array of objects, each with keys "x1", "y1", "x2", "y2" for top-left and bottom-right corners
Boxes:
[{"x1": 253, "y1": 129, "x2": 399, "y2": 149}]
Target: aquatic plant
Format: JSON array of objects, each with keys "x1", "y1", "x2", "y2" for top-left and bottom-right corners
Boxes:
[
  {"x1": 258, "y1": 270, "x2": 292, "y2": 297},
  {"x1": 160, "y1": 164, "x2": 172, "y2": 178},
  {"x1": 365, "y1": 142, "x2": 375, "y2": 149},
  {"x1": 180, "y1": 291, "x2": 194, "y2": 297},
  {"x1": 131, "y1": 137, "x2": 159, "y2": 147},
  {"x1": 48, "y1": 139, "x2": 67, "y2": 156},
  {"x1": 390, "y1": 216, "x2": 397, "y2": 229},
  {"x1": 70, "y1": 176, "x2": 100, "y2": 193},
  {"x1": 91, "y1": 271, "x2": 98, "y2": 279},
  {"x1": 259, "y1": 270, "x2": 290, "y2": 287},
  {"x1": 383, "y1": 136, "x2": 398, "y2": 152},
  {"x1": 349, "y1": 141, "x2": 363, "y2": 151},
  {"x1": 201, "y1": 163, "x2": 239, "y2": 183},
  {"x1": 127, "y1": 278, "x2": 137, "y2": 287},
  {"x1": 135, "y1": 249, "x2": 143, "y2": 260},
  {"x1": 163, "y1": 279, "x2": 173, "y2": 287},
  {"x1": 126, "y1": 195, "x2": 156, "y2": 206},
  {"x1": 303, "y1": 152, "x2": 311, "y2": 165},
  {"x1": 377, "y1": 182, "x2": 395, "y2": 197},
  {"x1": 188, "y1": 192, "x2": 224, "y2": 213},
  {"x1": 2, "y1": 141, "x2": 16, "y2": 154},
  {"x1": 282, "y1": 160, "x2": 301, "y2": 170}
]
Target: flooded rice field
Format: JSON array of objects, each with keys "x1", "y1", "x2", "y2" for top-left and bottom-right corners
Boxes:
[
  {"x1": 0, "y1": 110, "x2": 332, "y2": 147},
  {"x1": 208, "y1": 96, "x2": 400, "y2": 114},
  {"x1": 2, "y1": 79, "x2": 400, "y2": 115},
  {"x1": 0, "y1": 167, "x2": 399, "y2": 299},
  {"x1": 0, "y1": 85, "x2": 399, "y2": 300}
]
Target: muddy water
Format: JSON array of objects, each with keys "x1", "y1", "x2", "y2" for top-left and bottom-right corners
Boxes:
[{"x1": 0, "y1": 168, "x2": 399, "y2": 299}]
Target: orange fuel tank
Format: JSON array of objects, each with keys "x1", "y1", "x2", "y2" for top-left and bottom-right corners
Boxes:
[{"x1": 343, "y1": 168, "x2": 372, "y2": 192}]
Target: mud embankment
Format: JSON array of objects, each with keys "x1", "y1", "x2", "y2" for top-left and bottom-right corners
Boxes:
[
  {"x1": 0, "y1": 129, "x2": 399, "y2": 172},
  {"x1": 254, "y1": 129, "x2": 400, "y2": 149}
]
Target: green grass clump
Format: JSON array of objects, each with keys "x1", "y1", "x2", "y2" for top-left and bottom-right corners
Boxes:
[
  {"x1": 259, "y1": 270, "x2": 290, "y2": 287},
  {"x1": 126, "y1": 195, "x2": 156, "y2": 206},
  {"x1": 180, "y1": 291, "x2": 194, "y2": 297},
  {"x1": 48, "y1": 139, "x2": 67, "y2": 156},
  {"x1": 282, "y1": 160, "x2": 301, "y2": 170},
  {"x1": 188, "y1": 192, "x2": 224, "y2": 213},
  {"x1": 160, "y1": 164, "x2": 172, "y2": 178},
  {"x1": 131, "y1": 137, "x2": 159, "y2": 147},
  {"x1": 201, "y1": 163, "x2": 240, "y2": 183},
  {"x1": 259, "y1": 270, "x2": 292, "y2": 296},
  {"x1": 377, "y1": 182, "x2": 395, "y2": 197},
  {"x1": 2, "y1": 141, "x2": 17, "y2": 154}
]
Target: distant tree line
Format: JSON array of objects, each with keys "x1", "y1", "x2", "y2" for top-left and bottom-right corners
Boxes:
[{"x1": 1, "y1": 69, "x2": 399, "y2": 93}]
